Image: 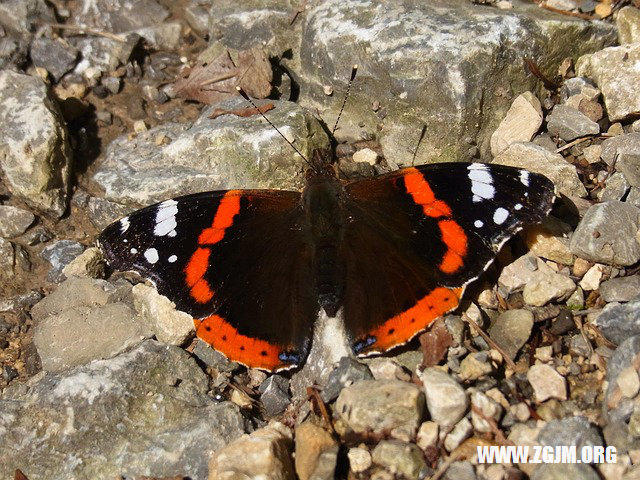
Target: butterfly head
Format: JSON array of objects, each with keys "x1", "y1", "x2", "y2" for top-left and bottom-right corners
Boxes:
[{"x1": 306, "y1": 148, "x2": 336, "y2": 179}]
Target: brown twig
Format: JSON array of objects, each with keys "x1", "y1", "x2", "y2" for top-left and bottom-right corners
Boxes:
[
  {"x1": 38, "y1": 22, "x2": 127, "y2": 42},
  {"x1": 471, "y1": 405, "x2": 513, "y2": 446},
  {"x1": 307, "y1": 386, "x2": 335, "y2": 434},
  {"x1": 464, "y1": 314, "x2": 517, "y2": 371},
  {"x1": 539, "y1": 3, "x2": 596, "y2": 20}
]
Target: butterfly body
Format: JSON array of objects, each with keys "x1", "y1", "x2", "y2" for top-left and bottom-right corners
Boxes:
[{"x1": 99, "y1": 150, "x2": 555, "y2": 371}]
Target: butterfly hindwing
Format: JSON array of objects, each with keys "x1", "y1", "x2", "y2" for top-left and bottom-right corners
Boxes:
[
  {"x1": 99, "y1": 190, "x2": 316, "y2": 371},
  {"x1": 342, "y1": 162, "x2": 555, "y2": 355}
]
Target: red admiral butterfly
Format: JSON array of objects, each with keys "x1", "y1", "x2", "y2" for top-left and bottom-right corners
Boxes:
[
  {"x1": 99, "y1": 71, "x2": 555, "y2": 371},
  {"x1": 99, "y1": 151, "x2": 554, "y2": 371}
]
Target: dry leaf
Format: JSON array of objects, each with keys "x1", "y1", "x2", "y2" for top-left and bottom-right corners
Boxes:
[
  {"x1": 209, "y1": 103, "x2": 275, "y2": 119},
  {"x1": 419, "y1": 318, "x2": 453, "y2": 367},
  {"x1": 14, "y1": 470, "x2": 29, "y2": 480},
  {"x1": 171, "y1": 48, "x2": 272, "y2": 105}
]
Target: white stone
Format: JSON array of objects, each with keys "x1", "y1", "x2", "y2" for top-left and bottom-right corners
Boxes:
[
  {"x1": 490, "y1": 91, "x2": 543, "y2": 156},
  {"x1": 579, "y1": 263, "x2": 606, "y2": 291},
  {"x1": 527, "y1": 364, "x2": 567, "y2": 402},
  {"x1": 352, "y1": 147, "x2": 378, "y2": 165}
]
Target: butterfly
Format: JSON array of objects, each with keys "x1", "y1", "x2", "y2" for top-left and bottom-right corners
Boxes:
[{"x1": 98, "y1": 143, "x2": 555, "y2": 371}]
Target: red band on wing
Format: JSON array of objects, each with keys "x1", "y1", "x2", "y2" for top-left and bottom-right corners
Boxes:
[
  {"x1": 194, "y1": 315, "x2": 286, "y2": 371},
  {"x1": 184, "y1": 191, "x2": 242, "y2": 303},
  {"x1": 404, "y1": 169, "x2": 452, "y2": 218},
  {"x1": 438, "y1": 219, "x2": 468, "y2": 274},
  {"x1": 198, "y1": 194, "x2": 241, "y2": 245},
  {"x1": 404, "y1": 168, "x2": 467, "y2": 274},
  {"x1": 365, "y1": 287, "x2": 462, "y2": 352}
]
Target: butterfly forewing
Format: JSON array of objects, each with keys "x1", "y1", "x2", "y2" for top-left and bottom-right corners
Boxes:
[{"x1": 99, "y1": 190, "x2": 316, "y2": 371}]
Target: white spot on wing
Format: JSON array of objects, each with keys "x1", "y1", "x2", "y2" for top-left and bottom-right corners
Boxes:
[
  {"x1": 168, "y1": 254, "x2": 177, "y2": 263},
  {"x1": 154, "y1": 199, "x2": 178, "y2": 237},
  {"x1": 468, "y1": 163, "x2": 494, "y2": 202},
  {"x1": 130, "y1": 248, "x2": 138, "y2": 254},
  {"x1": 144, "y1": 248, "x2": 159, "y2": 264},
  {"x1": 120, "y1": 217, "x2": 130, "y2": 233},
  {"x1": 520, "y1": 170, "x2": 530, "y2": 187},
  {"x1": 515, "y1": 203, "x2": 523, "y2": 210},
  {"x1": 474, "y1": 220, "x2": 484, "y2": 228},
  {"x1": 493, "y1": 207, "x2": 509, "y2": 225}
]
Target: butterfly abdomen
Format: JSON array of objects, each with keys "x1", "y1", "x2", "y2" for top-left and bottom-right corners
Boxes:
[{"x1": 303, "y1": 173, "x2": 347, "y2": 317}]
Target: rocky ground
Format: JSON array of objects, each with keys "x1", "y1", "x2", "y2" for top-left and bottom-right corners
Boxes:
[{"x1": 2, "y1": 0, "x2": 640, "y2": 479}]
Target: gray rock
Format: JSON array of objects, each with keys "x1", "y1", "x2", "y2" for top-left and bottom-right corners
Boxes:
[
  {"x1": 102, "y1": 75, "x2": 121, "y2": 94},
  {"x1": 531, "y1": 464, "x2": 600, "y2": 480},
  {"x1": 0, "y1": 340, "x2": 247, "y2": 480},
  {"x1": 184, "y1": 2, "x2": 210, "y2": 37},
  {"x1": 619, "y1": 154, "x2": 640, "y2": 188},
  {"x1": 444, "y1": 461, "x2": 477, "y2": 480},
  {"x1": 537, "y1": 416, "x2": 603, "y2": 449},
  {"x1": 0, "y1": 70, "x2": 72, "y2": 217},
  {"x1": 371, "y1": 440, "x2": 426, "y2": 480},
  {"x1": 458, "y1": 352, "x2": 492, "y2": 381},
  {"x1": 421, "y1": 368, "x2": 468, "y2": 427},
  {"x1": 93, "y1": 99, "x2": 329, "y2": 205},
  {"x1": 33, "y1": 302, "x2": 151, "y2": 372},
  {"x1": 134, "y1": 22, "x2": 182, "y2": 50},
  {"x1": 259, "y1": 375, "x2": 291, "y2": 416},
  {"x1": 443, "y1": 417, "x2": 473, "y2": 451},
  {"x1": 30, "y1": 37, "x2": 78, "y2": 81},
  {"x1": 132, "y1": 283, "x2": 193, "y2": 345},
  {"x1": 41, "y1": 239, "x2": 85, "y2": 282},
  {"x1": 74, "y1": 0, "x2": 169, "y2": 33},
  {"x1": 490, "y1": 91, "x2": 543, "y2": 156},
  {"x1": 600, "y1": 133, "x2": 640, "y2": 168},
  {"x1": 192, "y1": 339, "x2": 239, "y2": 372},
  {"x1": 523, "y1": 270, "x2": 576, "y2": 306},
  {"x1": 470, "y1": 390, "x2": 503, "y2": 434},
  {"x1": 0, "y1": 237, "x2": 29, "y2": 277},
  {"x1": 319, "y1": 356, "x2": 373, "y2": 403},
  {"x1": 547, "y1": 105, "x2": 599, "y2": 142},
  {"x1": 62, "y1": 247, "x2": 105, "y2": 279},
  {"x1": 294, "y1": 0, "x2": 615, "y2": 164},
  {"x1": 599, "y1": 172, "x2": 630, "y2": 202},
  {"x1": 87, "y1": 196, "x2": 134, "y2": 230},
  {"x1": 335, "y1": 379, "x2": 425, "y2": 436},
  {"x1": 560, "y1": 76, "x2": 598, "y2": 102},
  {"x1": 604, "y1": 336, "x2": 640, "y2": 423},
  {"x1": 0, "y1": 37, "x2": 28, "y2": 70},
  {"x1": 603, "y1": 420, "x2": 640, "y2": 455},
  {"x1": 617, "y1": 6, "x2": 640, "y2": 45},
  {"x1": 30, "y1": 276, "x2": 130, "y2": 320},
  {"x1": 488, "y1": 309, "x2": 534, "y2": 359},
  {"x1": 71, "y1": 36, "x2": 137, "y2": 80},
  {"x1": 595, "y1": 297, "x2": 640, "y2": 345},
  {"x1": 0, "y1": 290, "x2": 42, "y2": 313},
  {"x1": 0, "y1": 0, "x2": 55, "y2": 35},
  {"x1": 208, "y1": 422, "x2": 294, "y2": 480},
  {"x1": 569, "y1": 201, "x2": 640, "y2": 266},
  {"x1": 577, "y1": 43, "x2": 640, "y2": 122},
  {"x1": 600, "y1": 275, "x2": 640, "y2": 302},
  {"x1": 0, "y1": 205, "x2": 34, "y2": 238},
  {"x1": 492, "y1": 142, "x2": 587, "y2": 197}
]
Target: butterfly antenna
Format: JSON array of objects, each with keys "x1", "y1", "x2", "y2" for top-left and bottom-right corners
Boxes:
[
  {"x1": 411, "y1": 124, "x2": 427, "y2": 166},
  {"x1": 236, "y1": 86, "x2": 313, "y2": 169},
  {"x1": 331, "y1": 65, "x2": 358, "y2": 137}
]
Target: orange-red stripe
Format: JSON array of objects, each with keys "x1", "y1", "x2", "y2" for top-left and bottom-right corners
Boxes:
[
  {"x1": 404, "y1": 169, "x2": 452, "y2": 218},
  {"x1": 366, "y1": 287, "x2": 462, "y2": 352},
  {"x1": 184, "y1": 192, "x2": 243, "y2": 304},
  {"x1": 198, "y1": 193, "x2": 241, "y2": 245},
  {"x1": 438, "y1": 219, "x2": 467, "y2": 274},
  {"x1": 403, "y1": 168, "x2": 467, "y2": 274},
  {"x1": 194, "y1": 315, "x2": 285, "y2": 370}
]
